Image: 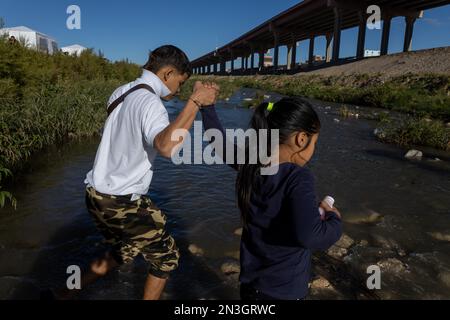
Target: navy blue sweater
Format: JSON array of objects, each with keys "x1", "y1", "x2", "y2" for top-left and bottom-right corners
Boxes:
[{"x1": 200, "y1": 106, "x2": 342, "y2": 300}]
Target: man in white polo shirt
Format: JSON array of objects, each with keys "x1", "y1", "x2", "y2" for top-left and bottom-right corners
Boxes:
[{"x1": 77, "y1": 45, "x2": 218, "y2": 300}]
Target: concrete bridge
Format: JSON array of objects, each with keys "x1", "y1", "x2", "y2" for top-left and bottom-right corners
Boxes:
[{"x1": 191, "y1": 0, "x2": 450, "y2": 75}]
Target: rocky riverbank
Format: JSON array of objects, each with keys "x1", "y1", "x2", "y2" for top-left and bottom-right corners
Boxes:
[{"x1": 186, "y1": 216, "x2": 450, "y2": 300}]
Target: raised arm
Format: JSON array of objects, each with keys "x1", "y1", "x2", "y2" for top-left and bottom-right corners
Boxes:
[
  {"x1": 154, "y1": 81, "x2": 218, "y2": 158},
  {"x1": 200, "y1": 105, "x2": 240, "y2": 171}
]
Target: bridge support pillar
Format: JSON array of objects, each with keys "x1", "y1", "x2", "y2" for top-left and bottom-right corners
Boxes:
[
  {"x1": 357, "y1": 10, "x2": 367, "y2": 59},
  {"x1": 403, "y1": 16, "x2": 416, "y2": 52},
  {"x1": 259, "y1": 51, "x2": 264, "y2": 71},
  {"x1": 287, "y1": 42, "x2": 297, "y2": 70},
  {"x1": 332, "y1": 7, "x2": 342, "y2": 63},
  {"x1": 273, "y1": 46, "x2": 279, "y2": 70},
  {"x1": 308, "y1": 36, "x2": 315, "y2": 66},
  {"x1": 380, "y1": 15, "x2": 392, "y2": 56},
  {"x1": 326, "y1": 33, "x2": 333, "y2": 63},
  {"x1": 250, "y1": 52, "x2": 255, "y2": 71}
]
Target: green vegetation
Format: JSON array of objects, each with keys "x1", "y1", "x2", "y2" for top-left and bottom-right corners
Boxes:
[
  {"x1": 0, "y1": 167, "x2": 16, "y2": 209},
  {"x1": 378, "y1": 117, "x2": 450, "y2": 151},
  {"x1": 181, "y1": 74, "x2": 450, "y2": 120},
  {"x1": 0, "y1": 35, "x2": 140, "y2": 208},
  {"x1": 180, "y1": 74, "x2": 450, "y2": 150}
]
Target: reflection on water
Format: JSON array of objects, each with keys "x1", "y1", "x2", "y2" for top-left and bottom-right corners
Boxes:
[{"x1": 0, "y1": 92, "x2": 449, "y2": 300}]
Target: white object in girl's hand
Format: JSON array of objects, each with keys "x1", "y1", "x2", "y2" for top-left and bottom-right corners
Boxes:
[{"x1": 319, "y1": 196, "x2": 335, "y2": 218}]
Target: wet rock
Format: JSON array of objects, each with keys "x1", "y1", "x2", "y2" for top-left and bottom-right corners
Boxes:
[
  {"x1": 327, "y1": 246, "x2": 348, "y2": 260},
  {"x1": 359, "y1": 240, "x2": 369, "y2": 247},
  {"x1": 325, "y1": 106, "x2": 332, "y2": 110},
  {"x1": 438, "y1": 271, "x2": 450, "y2": 288},
  {"x1": 377, "y1": 258, "x2": 408, "y2": 274},
  {"x1": 345, "y1": 211, "x2": 384, "y2": 225},
  {"x1": 367, "y1": 211, "x2": 384, "y2": 224},
  {"x1": 404, "y1": 149, "x2": 423, "y2": 160},
  {"x1": 373, "y1": 128, "x2": 385, "y2": 139},
  {"x1": 310, "y1": 276, "x2": 332, "y2": 289},
  {"x1": 335, "y1": 234, "x2": 355, "y2": 249},
  {"x1": 428, "y1": 232, "x2": 450, "y2": 242},
  {"x1": 188, "y1": 244, "x2": 204, "y2": 257},
  {"x1": 333, "y1": 118, "x2": 340, "y2": 123},
  {"x1": 327, "y1": 234, "x2": 355, "y2": 260},
  {"x1": 234, "y1": 228, "x2": 243, "y2": 236},
  {"x1": 221, "y1": 260, "x2": 240, "y2": 275}
]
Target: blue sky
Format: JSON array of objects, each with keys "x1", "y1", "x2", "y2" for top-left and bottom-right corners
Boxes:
[{"x1": 1, "y1": 0, "x2": 449, "y2": 65}]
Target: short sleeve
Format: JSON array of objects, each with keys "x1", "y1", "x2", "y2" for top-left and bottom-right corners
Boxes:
[{"x1": 140, "y1": 96, "x2": 170, "y2": 147}]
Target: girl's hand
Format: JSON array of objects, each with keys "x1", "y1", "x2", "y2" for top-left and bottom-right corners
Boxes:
[{"x1": 320, "y1": 201, "x2": 342, "y2": 220}]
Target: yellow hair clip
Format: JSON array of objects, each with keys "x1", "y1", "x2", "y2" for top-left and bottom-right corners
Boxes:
[{"x1": 267, "y1": 102, "x2": 275, "y2": 112}]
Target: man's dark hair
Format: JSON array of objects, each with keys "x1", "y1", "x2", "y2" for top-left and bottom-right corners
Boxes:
[{"x1": 144, "y1": 45, "x2": 192, "y2": 77}]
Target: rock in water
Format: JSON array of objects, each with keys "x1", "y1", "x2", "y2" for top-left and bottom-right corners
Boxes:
[
  {"x1": 377, "y1": 258, "x2": 408, "y2": 274},
  {"x1": 327, "y1": 246, "x2": 348, "y2": 259},
  {"x1": 335, "y1": 234, "x2": 355, "y2": 249},
  {"x1": 327, "y1": 234, "x2": 355, "y2": 259},
  {"x1": 310, "y1": 276, "x2": 332, "y2": 289},
  {"x1": 234, "y1": 228, "x2": 243, "y2": 236},
  {"x1": 428, "y1": 232, "x2": 450, "y2": 242},
  {"x1": 439, "y1": 271, "x2": 450, "y2": 288},
  {"x1": 221, "y1": 261, "x2": 240, "y2": 275},
  {"x1": 367, "y1": 211, "x2": 384, "y2": 224},
  {"x1": 374, "y1": 128, "x2": 385, "y2": 139},
  {"x1": 188, "y1": 244, "x2": 204, "y2": 257},
  {"x1": 404, "y1": 149, "x2": 423, "y2": 160}
]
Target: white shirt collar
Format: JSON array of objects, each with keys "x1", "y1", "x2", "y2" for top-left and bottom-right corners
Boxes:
[{"x1": 139, "y1": 69, "x2": 171, "y2": 98}]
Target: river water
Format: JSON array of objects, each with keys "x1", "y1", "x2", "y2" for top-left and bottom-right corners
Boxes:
[{"x1": 1, "y1": 90, "x2": 449, "y2": 300}]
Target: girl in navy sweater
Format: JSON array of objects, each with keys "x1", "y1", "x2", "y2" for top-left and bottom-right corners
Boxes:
[{"x1": 201, "y1": 96, "x2": 342, "y2": 300}]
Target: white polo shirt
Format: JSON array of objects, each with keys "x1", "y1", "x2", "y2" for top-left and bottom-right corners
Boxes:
[{"x1": 85, "y1": 70, "x2": 171, "y2": 198}]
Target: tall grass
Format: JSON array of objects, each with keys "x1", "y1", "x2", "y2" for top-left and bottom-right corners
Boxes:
[{"x1": 0, "y1": 36, "x2": 141, "y2": 208}]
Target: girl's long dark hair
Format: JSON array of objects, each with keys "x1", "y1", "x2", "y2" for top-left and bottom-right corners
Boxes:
[{"x1": 236, "y1": 97, "x2": 321, "y2": 224}]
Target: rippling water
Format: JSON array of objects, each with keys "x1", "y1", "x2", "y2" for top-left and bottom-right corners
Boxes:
[{"x1": 1, "y1": 91, "x2": 449, "y2": 300}]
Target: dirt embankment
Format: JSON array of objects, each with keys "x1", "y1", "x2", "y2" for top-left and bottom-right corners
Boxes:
[{"x1": 303, "y1": 47, "x2": 450, "y2": 79}]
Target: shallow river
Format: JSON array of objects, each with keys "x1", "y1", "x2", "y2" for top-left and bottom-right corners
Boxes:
[{"x1": 1, "y1": 90, "x2": 449, "y2": 300}]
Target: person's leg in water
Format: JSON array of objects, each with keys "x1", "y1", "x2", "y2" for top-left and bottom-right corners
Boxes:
[
  {"x1": 83, "y1": 187, "x2": 179, "y2": 300},
  {"x1": 143, "y1": 274, "x2": 167, "y2": 300}
]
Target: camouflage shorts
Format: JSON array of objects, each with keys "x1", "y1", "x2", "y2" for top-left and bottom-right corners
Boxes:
[{"x1": 85, "y1": 187, "x2": 179, "y2": 279}]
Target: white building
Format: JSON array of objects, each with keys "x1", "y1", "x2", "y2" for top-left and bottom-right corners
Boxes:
[
  {"x1": 61, "y1": 44, "x2": 87, "y2": 56},
  {"x1": 364, "y1": 49, "x2": 381, "y2": 57},
  {"x1": 0, "y1": 26, "x2": 58, "y2": 54}
]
